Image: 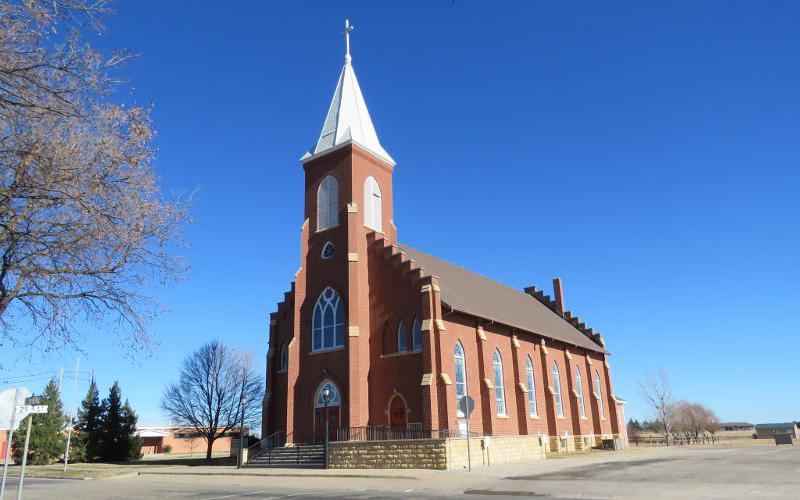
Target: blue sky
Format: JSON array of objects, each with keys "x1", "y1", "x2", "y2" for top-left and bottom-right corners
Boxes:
[{"x1": 2, "y1": 1, "x2": 799, "y2": 426}]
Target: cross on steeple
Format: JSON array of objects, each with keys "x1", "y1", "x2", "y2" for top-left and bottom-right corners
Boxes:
[{"x1": 343, "y1": 19, "x2": 354, "y2": 65}]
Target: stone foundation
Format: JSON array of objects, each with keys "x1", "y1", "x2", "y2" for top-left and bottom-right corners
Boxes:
[
  {"x1": 328, "y1": 435, "x2": 546, "y2": 470},
  {"x1": 328, "y1": 439, "x2": 448, "y2": 469}
]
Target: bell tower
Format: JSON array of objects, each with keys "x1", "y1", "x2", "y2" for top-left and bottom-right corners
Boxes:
[{"x1": 291, "y1": 19, "x2": 396, "y2": 439}]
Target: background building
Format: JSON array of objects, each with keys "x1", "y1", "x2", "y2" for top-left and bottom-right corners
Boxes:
[
  {"x1": 754, "y1": 422, "x2": 798, "y2": 440},
  {"x1": 720, "y1": 422, "x2": 754, "y2": 432},
  {"x1": 136, "y1": 426, "x2": 247, "y2": 456}
]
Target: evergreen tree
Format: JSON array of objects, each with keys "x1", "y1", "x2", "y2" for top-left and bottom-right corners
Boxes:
[
  {"x1": 122, "y1": 400, "x2": 143, "y2": 460},
  {"x1": 74, "y1": 378, "x2": 103, "y2": 462},
  {"x1": 100, "y1": 381, "x2": 141, "y2": 461},
  {"x1": 12, "y1": 380, "x2": 67, "y2": 465}
]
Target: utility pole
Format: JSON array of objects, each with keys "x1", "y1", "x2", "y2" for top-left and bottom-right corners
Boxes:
[
  {"x1": 0, "y1": 388, "x2": 21, "y2": 500},
  {"x1": 62, "y1": 358, "x2": 79, "y2": 472}
]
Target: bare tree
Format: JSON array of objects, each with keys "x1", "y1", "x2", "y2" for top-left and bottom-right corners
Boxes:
[
  {"x1": 160, "y1": 341, "x2": 263, "y2": 461},
  {"x1": 638, "y1": 370, "x2": 673, "y2": 445},
  {"x1": 0, "y1": 0, "x2": 189, "y2": 355},
  {"x1": 705, "y1": 409, "x2": 720, "y2": 443}
]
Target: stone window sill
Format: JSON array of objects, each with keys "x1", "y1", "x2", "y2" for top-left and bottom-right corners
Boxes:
[
  {"x1": 381, "y1": 350, "x2": 422, "y2": 359},
  {"x1": 497, "y1": 415, "x2": 509, "y2": 419},
  {"x1": 309, "y1": 346, "x2": 345, "y2": 356},
  {"x1": 315, "y1": 224, "x2": 339, "y2": 234}
]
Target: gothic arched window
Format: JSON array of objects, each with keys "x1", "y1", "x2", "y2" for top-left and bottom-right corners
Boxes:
[
  {"x1": 454, "y1": 342, "x2": 467, "y2": 417},
  {"x1": 552, "y1": 360, "x2": 564, "y2": 417},
  {"x1": 396, "y1": 321, "x2": 408, "y2": 352},
  {"x1": 493, "y1": 349, "x2": 506, "y2": 416},
  {"x1": 317, "y1": 175, "x2": 339, "y2": 231},
  {"x1": 363, "y1": 176, "x2": 382, "y2": 231},
  {"x1": 525, "y1": 355, "x2": 538, "y2": 417},
  {"x1": 594, "y1": 370, "x2": 605, "y2": 419},
  {"x1": 411, "y1": 317, "x2": 422, "y2": 352},
  {"x1": 321, "y1": 241, "x2": 335, "y2": 259},
  {"x1": 574, "y1": 366, "x2": 586, "y2": 418},
  {"x1": 314, "y1": 380, "x2": 341, "y2": 408},
  {"x1": 312, "y1": 287, "x2": 345, "y2": 351},
  {"x1": 278, "y1": 343, "x2": 288, "y2": 372}
]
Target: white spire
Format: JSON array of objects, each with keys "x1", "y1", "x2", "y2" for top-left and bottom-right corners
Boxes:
[
  {"x1": 301, "y1": 19, "x2": 394, "y2": 166},
  {"x1": 344, "y1": 19, "x2": 353, "y2": 65}
]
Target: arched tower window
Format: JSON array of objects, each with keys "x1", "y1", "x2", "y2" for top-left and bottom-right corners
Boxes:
[
  {"x1": 317, "y1": 175, "x2": 339, "y2": 231},
  {"x1": 454, "y1": 342, "x2": 467, "y2": 417},
  {"x1": 552, "y1": 360, "x2": 564, "y2": 417},
  {"x1": 493, "y1": 349, "x2": 506, "y2": 416},
  {"x1": 321, "y1": 241, "x2": 335, "y2": 259},
  {"x1": 312, "y1": 287, "x2": 345, "y2": 351},
  {"x1": 363, "y1": 176, "x2": 382, "y2": 231},
  {"x1": 525, "y1": 355, "x2": 537, "y2": 417},
  {"x1": 411, "y1": 318, "x2": 422, "y2": 352},
  {"x1": 574, "y1": 366, "x2": 586, "y2": 418},
  {"x1": 396, "y1": 320, "x2": 408, "y2": 352},
  {"x1": 594, "y1": 371, "x2": 605, "y2": 418},
  {"x1": 278, "y1": 343, "x2": 288, "y2": 372}
]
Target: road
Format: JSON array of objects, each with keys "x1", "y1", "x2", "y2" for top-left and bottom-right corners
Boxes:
[{"x1": 7, "y1": 445, "x2": 799, "y2": 499}]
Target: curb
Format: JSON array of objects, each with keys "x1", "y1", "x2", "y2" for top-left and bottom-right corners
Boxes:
[{"x1": 137, "y1": 471, "x2": 416, "y2": 480}]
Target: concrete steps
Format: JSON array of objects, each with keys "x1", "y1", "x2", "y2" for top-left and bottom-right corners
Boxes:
[{"x1": 246, "y1": 444, "x2": 325, "y2": 468}]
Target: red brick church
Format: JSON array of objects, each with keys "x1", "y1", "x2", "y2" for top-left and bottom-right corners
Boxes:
[{"x1": 262, "y1": 25, "x2": 626, "y2": 452}]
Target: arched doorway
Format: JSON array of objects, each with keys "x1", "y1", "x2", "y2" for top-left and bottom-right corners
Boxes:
[
  {"x1": 313, "y1": 380, "x2": 341, "y2": 444},
  {"x1": 388, "y1": 394, "x2": 408, "y2": 431}
]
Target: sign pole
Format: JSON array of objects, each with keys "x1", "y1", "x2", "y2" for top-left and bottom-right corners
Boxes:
[
  {"x1": 0, "y1": 388, "x2": 21, "y2": 500},
  {"x1": 466, "y1": 408, "x2": 471, "y2": 471},
  {"x1": 15, "y1": 416, "x2": 32, "y2": 500}
]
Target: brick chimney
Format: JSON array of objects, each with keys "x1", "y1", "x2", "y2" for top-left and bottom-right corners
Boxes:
[{"x1": 552, "y1": 278, "x2": 565, "y2": 317}]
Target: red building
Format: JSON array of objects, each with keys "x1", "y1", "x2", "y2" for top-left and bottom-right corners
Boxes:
[{"x1": 262, "y1": 30, "x2": 625, "y2": 451}]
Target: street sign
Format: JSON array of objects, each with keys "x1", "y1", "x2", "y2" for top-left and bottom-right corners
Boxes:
[
  {"x1": 15, "y1": 405, "x2": 47, "y2": 417},
  {"x1": 458, "y1": 396, "x2": 475, "y2": 417}
]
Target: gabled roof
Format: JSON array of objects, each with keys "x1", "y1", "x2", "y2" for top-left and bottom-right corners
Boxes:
[
  {"x1": 301, "y1": 60, "x2": 394, "y2": 166},
  {"x1": 399, "y1": 245, "x2": 607, "y2": 353},
  {"x1": 755, "y1": 422, "x2": 796, "y2": 429}
]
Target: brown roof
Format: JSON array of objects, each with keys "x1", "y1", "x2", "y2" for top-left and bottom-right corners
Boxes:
[{"x1": 399, "y1": 245, "x2": 607, "y2": 354}]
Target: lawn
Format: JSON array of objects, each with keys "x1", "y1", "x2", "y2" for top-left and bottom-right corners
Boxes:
[{"x1": 3, "y1": 455, "x2": 236, "y2": 480}]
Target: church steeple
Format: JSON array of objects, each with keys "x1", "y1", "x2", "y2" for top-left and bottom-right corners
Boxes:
[{"x1": 301, "y1": 19, "x2": 394, "y2": 166}]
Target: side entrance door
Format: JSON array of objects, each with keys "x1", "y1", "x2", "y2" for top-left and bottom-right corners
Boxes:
[{"x1": 389, "y1": 396, "x2": 407, "y2": 431}]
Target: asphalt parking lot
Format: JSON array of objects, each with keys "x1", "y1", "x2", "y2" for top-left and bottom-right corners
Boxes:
[{"x1": 6, "y1": 444, "x2": 799, "y2": 499}]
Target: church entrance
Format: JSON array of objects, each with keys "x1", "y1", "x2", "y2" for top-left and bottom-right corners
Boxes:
[
  {"x1": 314, "y1": 406, "x2": 340, "y2": 444},
  {"x1": 313, "y1": 380, "x2": 341, "y2": 444},
  {"x1": 389, "y1": 395, "x2": 407, "y2": 430}
]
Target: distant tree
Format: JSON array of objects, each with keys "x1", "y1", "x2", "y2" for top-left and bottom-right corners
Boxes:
[
  {"x1": 627, "y1": 418, "x2": 641, "y2": 446},
  {"x1": 99, "y1": 381, "x2": 140, "y2": 461},
  {"x1": 639, "y1": 370, "x2": 674, "y2": 445},
  {"x1": 0, "y1": 0, "x2": 189, "y2": 356},
  {"x1": 161, "y1": 341, "x2": 263, "y2": 461},
  {"x1": 12, "y1": 379, "x2": 67, "y2": 464},
  {"x1": 74, "y1": 378, "x2": 103, "y2": 462}
]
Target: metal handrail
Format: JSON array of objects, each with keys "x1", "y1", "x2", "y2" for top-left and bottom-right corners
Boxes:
[
  {"x1": 337, "y1": 426, "x2": 482, "y2": 442},
  {"x1": 247, "y1": 430, "x2": 285, "y2": 457}
]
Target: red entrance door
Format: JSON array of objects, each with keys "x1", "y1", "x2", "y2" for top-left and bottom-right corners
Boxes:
[
  {"x1": 389, "y1": 397, "x2": 407, "y2": 430},
  {"x1": 314, "y1": 406, "x2": 340, "y2": 444}
]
